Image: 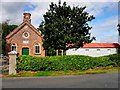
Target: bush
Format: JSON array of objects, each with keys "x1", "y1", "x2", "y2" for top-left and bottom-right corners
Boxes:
[
  {"x1": 16, "y1": 54, "x2": 119, "y2": 72},
  {"x1": 106, "y1": 54, "x2": 120, "y2": 66}
]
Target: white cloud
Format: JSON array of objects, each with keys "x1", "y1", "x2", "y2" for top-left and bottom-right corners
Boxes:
[
  {"x1": 1, "y1": 2, "x2": 49, "y2": 27},
  {"x1": 99, "y1": 32, "x2": 118, "y2": 43},
  {"x1": 70, "y1": 2, "x2": 117, "y2": 17},
  {"x1": 1, "y1": 0, "x2": 119, "y2": 2},
  {"x1": 1, "y1": 2, "x2": 28, "y2": 24},
  {"x1": 91, "y1": 16, "x2": 118, "y2": 43},
  {"x1": 27, "y1": 2, "x2": 50, "y2": 27},
  {"x1": 0, "y1": 1, "x2": 119, "y2": 43},
  {"x1": 92, "y1": 16, "x2": 118, "y2": 34}
]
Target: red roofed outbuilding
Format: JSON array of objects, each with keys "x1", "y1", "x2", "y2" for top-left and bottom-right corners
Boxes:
[{"x1": 66, "y1": 43, "x2": 120, "y2": 57}]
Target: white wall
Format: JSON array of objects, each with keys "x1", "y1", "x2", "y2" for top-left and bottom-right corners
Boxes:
[
  {"x1": 66, "y1": 48, "x2": 118, "y2": 57},
  {"x1": 118, "y1": 35, "x2": 120, "y2": 45}
]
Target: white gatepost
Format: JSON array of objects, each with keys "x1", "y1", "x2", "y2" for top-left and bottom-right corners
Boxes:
[{"x1": 8, "y1": 51, "x2": 17, "y2": 75}]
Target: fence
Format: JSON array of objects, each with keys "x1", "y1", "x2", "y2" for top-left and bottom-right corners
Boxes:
[{"x1": 0, "y1": 56, "x2": 9, "y2": 75}]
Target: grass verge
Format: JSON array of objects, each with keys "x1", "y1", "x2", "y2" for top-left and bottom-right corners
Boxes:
[{"x1": 2, "y1": 66, "x2": 119, "y2": 77}]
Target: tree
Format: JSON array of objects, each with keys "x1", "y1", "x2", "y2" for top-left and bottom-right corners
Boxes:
[
  {"x1": 38, "y1": 1, "x2": 95, "y2": 56},
  {"x1": 117, "y1": 24, "x2": 120, "y2": 35},
  {"x1": 117, "y1": 24, "x2": 120, "y2": 53},
  {"x1": 2, "y1": 22, "x2": 17, "y2": 55}
]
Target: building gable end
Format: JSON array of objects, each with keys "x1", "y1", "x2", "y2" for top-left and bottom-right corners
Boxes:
[{"x1": 6, "y1": 22, "x2": 42, "y2": 39}]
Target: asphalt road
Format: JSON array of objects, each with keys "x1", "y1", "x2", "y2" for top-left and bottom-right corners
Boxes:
[{"x1": 1, "y1": 71, "x2": 119, "y2": 88}]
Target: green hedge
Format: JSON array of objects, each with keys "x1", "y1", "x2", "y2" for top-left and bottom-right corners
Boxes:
[{"x1": 16, "y1": 54, "x2": 119, "y2": 72}]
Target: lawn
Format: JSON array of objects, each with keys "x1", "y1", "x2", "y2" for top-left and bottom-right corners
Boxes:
[{"x1": 2, "y1": 66, "x2": 119, "y2": 77}]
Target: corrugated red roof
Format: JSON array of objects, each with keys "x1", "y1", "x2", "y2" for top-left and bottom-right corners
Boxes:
[{"x1": 67, "y1": 43, "x2": 120, "y2": 48}]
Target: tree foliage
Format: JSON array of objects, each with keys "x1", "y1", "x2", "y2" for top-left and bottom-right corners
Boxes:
[
  {"x1": 117, "y1": 24, "x2": 120, "y2": 53},
  {"x1": 38, "y1": 1, "x2": 95, "y2": 55},
  {"x1": 2, "y1": 22, "x2": 17, "y2": 55},
  {"x1": 117, "y1": 24, "x2": 120, "y2": 35}
]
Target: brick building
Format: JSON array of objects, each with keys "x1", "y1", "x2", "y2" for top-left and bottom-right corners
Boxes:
[{"x1": 6, "y1": 13, "x2": 45, "y2": 57}]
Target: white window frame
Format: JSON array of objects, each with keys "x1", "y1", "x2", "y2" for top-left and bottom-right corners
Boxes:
[
  {"x1": 35, "y1": 44, "x2": 41, "y2": 54},
  {"x1": 11, "y1": 43, "x2": 17, "y2": 51}
]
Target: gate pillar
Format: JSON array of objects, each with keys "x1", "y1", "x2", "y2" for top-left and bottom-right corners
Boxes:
[{"x1": 8, "y1": 51, "x2": 17, "y2": 75}]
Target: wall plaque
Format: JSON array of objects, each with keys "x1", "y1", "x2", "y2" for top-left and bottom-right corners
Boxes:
[{"x1": 23, "y1": 40, "x2": 29, "y2": 44}]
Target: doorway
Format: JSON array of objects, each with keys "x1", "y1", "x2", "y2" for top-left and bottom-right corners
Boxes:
[{"x1": 22, "y1": 48, "x2": 29, "y2": 55}]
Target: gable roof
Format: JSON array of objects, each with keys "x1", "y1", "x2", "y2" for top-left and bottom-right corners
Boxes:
[
  {"x1": 67, "y1": 43, "x2": 120, "y2": 48},
  {"x1": 6, "y1": 21, "x2": 42, "y2": 39}
]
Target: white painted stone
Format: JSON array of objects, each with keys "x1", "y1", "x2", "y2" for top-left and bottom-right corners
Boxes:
[{"x1": 8, "y1": 51, "x2": 17, "y2": 75}]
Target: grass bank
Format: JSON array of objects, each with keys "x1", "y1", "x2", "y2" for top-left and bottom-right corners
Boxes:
[{"x1": 3, "y1": 66, "x2": 119, "y2": 77}]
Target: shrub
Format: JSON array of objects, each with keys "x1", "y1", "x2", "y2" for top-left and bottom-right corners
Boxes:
[
  {"x1": 16, "y1": 54, "x2": 119, "y2": 72},
  {"x1": 107, "y1": 54, "x2": 120, "y2": 66}
]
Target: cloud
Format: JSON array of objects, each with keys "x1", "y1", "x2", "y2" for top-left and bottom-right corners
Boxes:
[
  {"x1": 27, "y1": 2, "x2": 50, "y2": 27},
  {"x1": 99, "y1": 32, "x2": 118, "y2": 43},
  {"x1": 66, "y1": 2, "x2": 118, "y2": 17},
  {"x1": 29, "y1": 2, "x2": 118, "y2": 28},
  {"x1": 1, "y1": 0, "x2": 119, "y2": 2},
  {"x1": 91, "y1": 16, "x2": 118, "y2": 42},
  {"x1": 1, "y1": 2, "x2": 29, "y2": 24},
  {"x1": 92, "y1": 16, "x2": 118, "y2": 35},
  {"x1": 1, "y1": 2, "x2": 49, "y2": 27},
  {"x1": 0, "y1": 1, "x2": 119, "y2": 43}
]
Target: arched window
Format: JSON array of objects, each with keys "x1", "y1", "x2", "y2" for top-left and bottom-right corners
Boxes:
[
  {"x1": 35, "y1": 44, "x2": 40, "y2": 54},
  {"x1": 12, "y1": 43, "x2": 16, "y2": 51}
]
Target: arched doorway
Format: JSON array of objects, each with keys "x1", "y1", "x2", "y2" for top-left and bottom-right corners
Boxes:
[{"x1": 22, "y1": 48, "x2": 29, "y2": 55}]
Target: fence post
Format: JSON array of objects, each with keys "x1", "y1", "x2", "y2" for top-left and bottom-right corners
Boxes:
[
  {"x1": 61, "y1": 50, "x2": 63, "y2": 56},
  {"x1": 56, "y1": 50, "x2": 58, "y2": 56},
  {"x1": 8, "y1": 51, "x2": 17, "y2": 75}
]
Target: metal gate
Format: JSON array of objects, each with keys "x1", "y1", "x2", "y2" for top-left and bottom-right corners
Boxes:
[{"x1": 0, "y1": 56, "x2": 9, "y2": 75}]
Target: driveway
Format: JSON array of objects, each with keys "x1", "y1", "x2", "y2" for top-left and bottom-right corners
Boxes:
[{"x1": 1, "y1": 71, "x2": 119, "y2": 88}]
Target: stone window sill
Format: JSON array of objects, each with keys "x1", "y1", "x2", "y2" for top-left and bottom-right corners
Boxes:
[{"x1": 34, "y1": 53, "x2": 41, "y2": 55}]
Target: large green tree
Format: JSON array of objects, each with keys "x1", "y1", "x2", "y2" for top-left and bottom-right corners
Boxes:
[
  {"x1": 38, "y1": 1, "x2": 95, "y2": 55},
  {"x1": 2, "y1": 22, "x2": 17, "y2": 55}
]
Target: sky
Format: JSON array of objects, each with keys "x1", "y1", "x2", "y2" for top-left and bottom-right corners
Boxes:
[{"x1": 0, "y1": 0, "x2": 119, "y2": 43}]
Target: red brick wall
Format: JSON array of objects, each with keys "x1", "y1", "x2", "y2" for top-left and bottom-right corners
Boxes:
[{"x1": 6, "y1": 24, "x2": 45, "y2": 57}]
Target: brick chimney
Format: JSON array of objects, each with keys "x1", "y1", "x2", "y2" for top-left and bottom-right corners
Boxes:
[{"x1": 23, "y1": 13, "x2": 31, "y2": 23}]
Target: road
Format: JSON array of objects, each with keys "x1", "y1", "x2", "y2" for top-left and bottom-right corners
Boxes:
[{"x1": 1, "y1": 71, "x2": 119, "y2": 88}]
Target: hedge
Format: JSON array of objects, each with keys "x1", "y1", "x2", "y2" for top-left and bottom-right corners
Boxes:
[{"x1": 16, "y1": 54, "x2": 119, "y2": 72}]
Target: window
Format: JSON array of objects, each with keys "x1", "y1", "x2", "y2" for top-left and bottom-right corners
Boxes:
[
  {"x1": 22, "y1": 32, "x2": 29, "y2": 38},
  {"x1": 12, "y1": 43, "x2": 16, "y2": 51},
  {"x1": 24, "y1": 33, "x2": 28, "y2": 37},
  {"x1": 73, "y1": 48, "x2": 77, "y2": 51},
  {"x1": 85, "y1": 49, "x2": 89, "y2": 51},
  {"x1": 35, "y1": 44, "x2": 40, "y2": 54},
  {"x1": 97, "y1": 49, "x2": 100, "y2": 51},
  {"x1": 107, "y1": 49, "x2": 111, "y2": 52}
]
